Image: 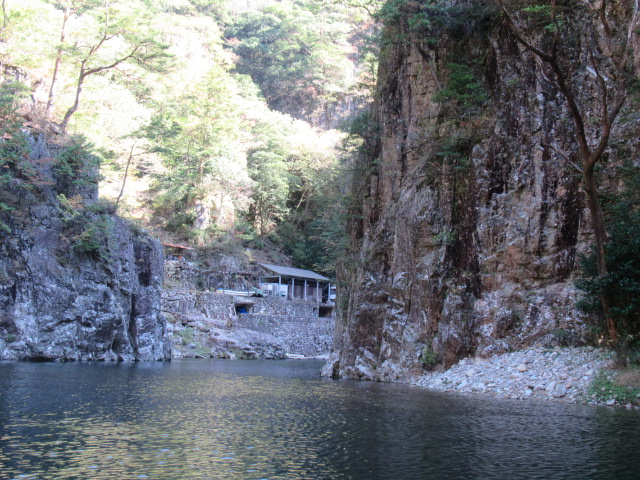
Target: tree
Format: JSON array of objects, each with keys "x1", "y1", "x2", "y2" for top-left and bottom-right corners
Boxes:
[
  {"x1": 322, "y1": 0, "x2": 383, "y2": 17},
  {"x1": 497, "y1": 0, "x2": 639, "y2": 343},
  {"x1": 225, "y1": 0, "x2": 356, "y2": 122},
  {"x1": 113, "y1": 139, "x2": 140, "y2": 211},
  {"x1": 1, "y1": 0, "x2": 8, "y2": 32},
  {"x1": 0, "y1": 82, "x2": 33, "y2": 233},
  {"x1": 577, "y1": 163, "x2": 640, "y2": 345},
  {"x1": 246, "y1": 118, "x2": 293, "y2": 236},
  {"x1": 58, "y1": 0, "x2": 170, "y2": 131},
  {"x1": 143, "y1": 66, "x2": 248, "y2": 242},
  {"x1": 44, "y1": 0, "x2": 101, "y2": 117}
]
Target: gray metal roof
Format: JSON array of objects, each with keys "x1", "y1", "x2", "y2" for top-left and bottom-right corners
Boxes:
[{"x1": 258, "y1": 263, "x2": 331, "y2": 282}]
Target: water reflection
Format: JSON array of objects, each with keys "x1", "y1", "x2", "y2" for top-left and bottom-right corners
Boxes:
[{"x1": 1, "y1": 359, "x2": 639, "y2": 479}]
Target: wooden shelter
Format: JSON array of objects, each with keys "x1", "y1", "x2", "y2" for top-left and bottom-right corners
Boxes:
[{"x1": 258, "y1": 263, "x2": 334, "y2": 305}]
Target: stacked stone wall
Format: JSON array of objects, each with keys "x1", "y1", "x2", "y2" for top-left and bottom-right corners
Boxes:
[
  {"x1": 234, "y1": 298, "x2": 334, "y2": 356},
  {"x1": 161, "y1": 288, "x2": 334, "y2": 357}
]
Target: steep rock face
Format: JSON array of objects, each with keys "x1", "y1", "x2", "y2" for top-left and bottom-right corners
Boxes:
[
  {"x1": 0, "y1": 134, "x2": 170, "y2": 361},
  {"x1": 324, "y1": 3, "x2": 639, "y2": 381}
]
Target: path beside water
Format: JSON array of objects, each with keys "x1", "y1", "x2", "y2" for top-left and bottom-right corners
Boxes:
[{"x1": 414, "y1": 346, "x2": 640, "y2": 408}]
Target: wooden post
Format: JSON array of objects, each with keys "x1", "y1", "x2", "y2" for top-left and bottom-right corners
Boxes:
[
  {"x1": 304, "y1": 279, "x2": 307, "y2": 300},
  {"x1": 316, "y1": 281, "x2": 319, "y2": 302},
  {"x1": 291, "y1": 277, "x2": 294, "y2": 300}
]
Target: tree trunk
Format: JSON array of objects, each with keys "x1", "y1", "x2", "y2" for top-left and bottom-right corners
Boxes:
[
  {"x1": 46, "y1": 8, "x2": 70, "y2": 117},
  {"x1": 194, "y1": 201, "x2": 210, "y2": 231},
  {"x1": 583, "y1": 167, "x2": 618, "y2": 343},
  {"x1": 496, "y1": 0, "x2": 629, "y2": 344},
  {"x1": 114, "y1": 143, "x2": 137, "y2": 211},
  {"x1": 60, "y1": 70, "x2": 86, "y2": 131},
  {"x1": 1, "y1": 0, "x2": 8, "y2": 30}
]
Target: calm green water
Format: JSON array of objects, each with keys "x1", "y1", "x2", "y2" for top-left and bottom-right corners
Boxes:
[{"x1": 1, "y1": 359, "x2": 639, "y2": 480}]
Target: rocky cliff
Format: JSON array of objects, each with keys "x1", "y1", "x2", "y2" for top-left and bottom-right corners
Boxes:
[
  {"x1": 324, "y1": 1, "x2": 640, "y2": 381},
  {"x1": 0, "y1": 131, "x2": 170, "y2": 361}
]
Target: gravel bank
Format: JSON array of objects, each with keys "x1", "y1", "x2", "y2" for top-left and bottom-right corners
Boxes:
[{"x1": 413, "y1": 346, "x2": 631, "y2": 406}]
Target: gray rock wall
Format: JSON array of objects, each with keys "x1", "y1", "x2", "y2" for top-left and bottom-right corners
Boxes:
[
  {"x1": 324, "y1": 4, "x2": 640, "y2": 381},
  {"x1": 0, "y1": 133, "x2": 169, "y2": 361}
]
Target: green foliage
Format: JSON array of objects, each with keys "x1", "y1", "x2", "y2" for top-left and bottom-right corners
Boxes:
[
  {"x1": 246, "y1": 122, "x2": 292, "y2": 236},
  {"x1": 57, "y1": 194, "x2": 114, "y2": 262},
  {"x1": 84, "y1": 197, "x2": 116, "y2": 215},
  {"x1": 4, "y1": 0, "x2": 365, "y2": 273},
  {"x1": 71, "y1": 217, "x2": 112, "y2": 261},
  {"x1": 521, "y1": 5, "x2": 551, "y2": 14},
  {"x1": 272, "y1": 186, "x2": 348, "y2": 276},
  {"x1": 436, "y1": 131, "x2": 475, "y2": 166},
  {"x1": 180, "y1": 326, "x2": 194, "y2": 345},
  {"x1": 143, "y1": 65, "x2": 248, "y2": 240},
  {"x1": 516, "y1": 2, "x2": 562, "y2": 32},
  {"x1": 225, "y1": 0, "x2": 357, "y2": 121},
  {"x1": 576, "y1": 164, "x2": 640, "y2": 341},
  {"x1": 344, "y1": 108, "x2": 379, "y2": 158},
  {"x1": 433, "y1": 63, "x2": 487, "y2": 112},
  {"x1": 434, "y1": 229, "x2": 456, "y2": 246},
  {"x1": 418, "y1": 119, "x2": 487, "y2": 190},
  {"x1": 257, "y1": 121, "x2": 351, "y2": 276},
  {"x1": 376, "y1": 0, "x2": 496, "y2": 44},
  {"x1": 419, "y1": 345, "x2": 437, "y2": 368},
  {"x1": 53, "y1": 135, "x2": 101, "y2": 195},
  {"x1": 0, "y1": 81, "x2": 34, "y2": 232},
  {"x1": 587, "y1": 370, "x2": 640, "y2": 405}
]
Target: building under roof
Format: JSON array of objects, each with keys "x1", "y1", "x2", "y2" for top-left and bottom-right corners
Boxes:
[
  {"x1": 258, "y1": 264, "x2": 331, "y2": 282},
  {"x1": 258, "y1": 263, "x2": 335, "y2": 308}
]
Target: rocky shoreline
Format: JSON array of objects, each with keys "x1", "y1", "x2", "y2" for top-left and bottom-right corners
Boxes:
[{"x1": 413, "y1": 347, "x2": 638, "y2": 409}]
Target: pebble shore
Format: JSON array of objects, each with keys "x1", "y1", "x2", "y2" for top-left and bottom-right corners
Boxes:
[{"x1": 413, "y1": 346, "x2": 633, "y2": 407}]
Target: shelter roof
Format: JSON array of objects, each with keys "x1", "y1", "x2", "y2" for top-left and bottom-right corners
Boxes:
[
  {"x1": 161, "y1": 242, "x2": 194, "y2": 250},
  {"x1": 258, "y1": 263, "x2": 331, "y2": 282}
]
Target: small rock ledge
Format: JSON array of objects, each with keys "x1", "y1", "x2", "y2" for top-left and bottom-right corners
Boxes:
[{"x1": 414, "y1": 347, "x2": 636, "y2": 408}]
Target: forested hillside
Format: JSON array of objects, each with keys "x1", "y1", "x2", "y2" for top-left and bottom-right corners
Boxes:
[{"x1": 1, "y1": 0, "x2": 377, "y2": 274}]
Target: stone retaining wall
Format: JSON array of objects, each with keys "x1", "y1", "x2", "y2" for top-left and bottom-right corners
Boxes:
[
  {"x1": 164, "y1": 260, "x2": 199, "y2": 290},
  {"x1": 162, "y1": 290, "x2": 234, "y2": 321},
  {"x1": 161, "y1": 289, "x2": 334, "y2": 357},
  {"x1": 234, "y1": 312, "x2": 333, "y2": 356}
]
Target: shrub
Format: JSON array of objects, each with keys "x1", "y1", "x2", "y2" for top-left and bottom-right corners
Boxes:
[
  {"x1": 433, "y1": 63, "x2": 487, "y2": 112},
  {"x1": 72, "y1": 217, "x2": 113, "y2": 262},
  {"x1": 57, "y1": 194, "x2": 114, "y2": 263},
  {"x1": 53, "y1": 135, "x2": 101, "y2": 196},
  {"x1": 181, "y1": 327, "x2": 194, "y2": 345},
  {"x1": 376, "y1": 0, "x2": 496, "y2": 43},
  {"x1": 420, "y1": 345, "x2": 437, "y2": 367},
  {"x1": 588, "y1": 370, "x2": 640, "y2": 405},
  {"x1": 0, "y1": 81, "x2": 32, "y2": 232}
]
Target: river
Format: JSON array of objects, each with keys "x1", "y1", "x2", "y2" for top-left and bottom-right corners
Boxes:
[{"x1": 1, "y1": 359, "x2": 639, "y2": 479}]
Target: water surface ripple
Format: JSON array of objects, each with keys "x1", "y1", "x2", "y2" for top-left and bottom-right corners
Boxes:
[{"x1": 1, "y1": 359, "x2": 639, "y2": 479}]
